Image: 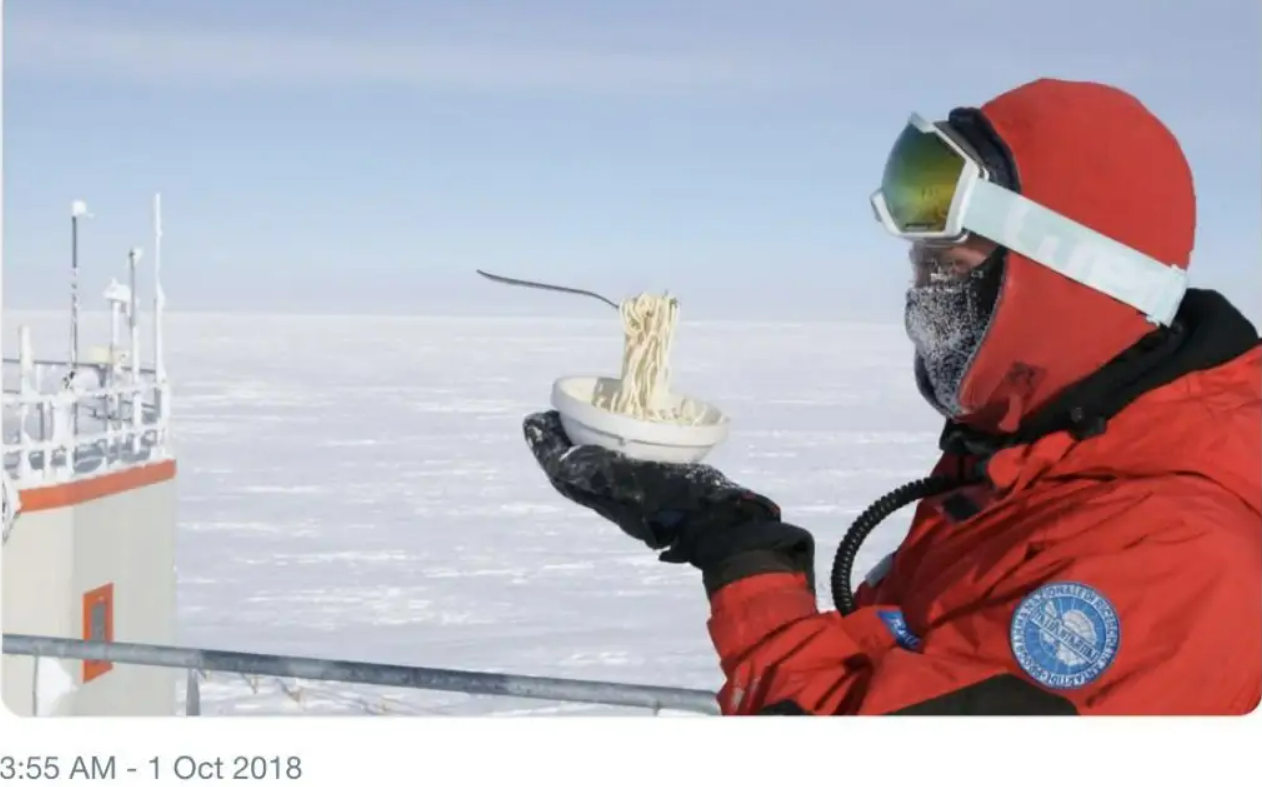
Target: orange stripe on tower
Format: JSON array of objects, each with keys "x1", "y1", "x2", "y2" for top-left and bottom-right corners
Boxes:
[{"x1": 17, "y1": 460, "x2": 177, "y2": 513}]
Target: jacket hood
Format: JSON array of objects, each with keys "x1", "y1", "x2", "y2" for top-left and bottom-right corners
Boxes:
[
  {"x1": 954, "y1": 79, "x2": 1197, "y2": 434},
  {"x1": 945, "y1": 289, "x2": 1262, "y2": 516}
]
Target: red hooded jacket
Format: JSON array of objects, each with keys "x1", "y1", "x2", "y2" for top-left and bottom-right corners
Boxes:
[{"x1": 704, "y1": 80, "x2": 1262, "y2": 715}]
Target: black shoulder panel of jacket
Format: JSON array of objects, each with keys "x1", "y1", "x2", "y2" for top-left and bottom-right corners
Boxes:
[
  {"x1": 751, "y1": 674, "x2": 1078, "y2": 716},
  {"x1": 756, "y1": 700, "x2": 810, "y2": 715},
  {"x1": 888, "y1": 675, "x2": 1078, "y2": 715}
]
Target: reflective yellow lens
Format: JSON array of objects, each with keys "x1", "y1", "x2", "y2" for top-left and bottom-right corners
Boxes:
[{"x1": 879, "y1": 125, "x2": 965, "y2": 234}]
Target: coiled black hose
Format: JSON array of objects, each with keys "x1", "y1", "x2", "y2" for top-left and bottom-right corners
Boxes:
[{"x1": 830, "y1": 474, "x2": 972, "y2": 615}]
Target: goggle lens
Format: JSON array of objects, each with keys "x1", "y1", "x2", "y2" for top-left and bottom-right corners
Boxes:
[{"x1": 879, "y1": 124, "x2": 966, "y2": 235}]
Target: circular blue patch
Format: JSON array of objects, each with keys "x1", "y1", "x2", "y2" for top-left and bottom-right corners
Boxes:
[{"x1": 1009, "y1": 581, "x2": 1121, "y2": 690}]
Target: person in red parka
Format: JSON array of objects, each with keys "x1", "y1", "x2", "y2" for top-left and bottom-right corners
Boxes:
[{"x1": 523, "y1": 78, "x2": 1261, "y2": 715}]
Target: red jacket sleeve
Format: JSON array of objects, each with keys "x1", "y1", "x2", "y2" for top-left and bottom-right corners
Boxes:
[
  {"x1": 707, "y1": 573, "x2": 1021, "y2": 715},
  {"x1": 706, "y1": 514, "x2": 1261, "y2": 715}
]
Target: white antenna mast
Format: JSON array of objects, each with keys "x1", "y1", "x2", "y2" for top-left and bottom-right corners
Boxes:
[
  {"x1": 154, "y1": 193, "x2": 166, "y2": 383},
  {"x1": 70, "y1": 200, "x2": 92, "y2": 375},
  {"x1": 127, "y1": 248, "x2": 142, "y2": 385}
]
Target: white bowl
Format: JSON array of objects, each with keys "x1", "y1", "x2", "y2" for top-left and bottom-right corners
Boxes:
[{"x1": 550, "y1": 376, "x2": 730, "y2": 464}]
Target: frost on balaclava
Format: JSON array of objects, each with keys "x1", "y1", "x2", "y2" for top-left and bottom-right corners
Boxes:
[
  {"x1": 902, "y1": 107, "x2": 1017, "y2": 419},
  {"x1": 906, "y1": 249, "x2": 1004, "y2": 418}
]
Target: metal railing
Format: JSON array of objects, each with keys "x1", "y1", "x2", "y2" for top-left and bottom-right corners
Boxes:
[
  {"x1": 2, "y1": 634, "x2": 721, "y2": 716},
  {"x1": 4, "y1": 195, "x2": 172, "y2": 491},
  {"x1": 2, "y1": 353, "x2": 171, "y2": 487}
]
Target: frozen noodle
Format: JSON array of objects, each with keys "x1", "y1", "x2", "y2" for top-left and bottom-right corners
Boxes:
[{"x1": 592, "y1": 293, "x2": 704, "y2": 425}]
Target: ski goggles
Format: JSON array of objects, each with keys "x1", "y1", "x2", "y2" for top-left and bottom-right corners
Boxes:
[{"x1": 870, "y1": 113, "x2": 1188, "y2": 326}]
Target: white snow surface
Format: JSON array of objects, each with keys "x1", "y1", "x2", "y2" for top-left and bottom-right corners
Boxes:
[{"x1": 4, "y1": 311, "x2": 946, "y2": 716}]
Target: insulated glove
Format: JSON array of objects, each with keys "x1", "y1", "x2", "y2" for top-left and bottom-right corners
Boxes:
[{"x1": 522, "y1": 410, "x2": 816, "y2": 595}]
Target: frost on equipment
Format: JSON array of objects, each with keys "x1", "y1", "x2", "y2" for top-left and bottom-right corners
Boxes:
[
  {"x1": 0, "y1": 195, "x2": 717, "y2": 717},
  {"x1": 2, "y1": 195, "x2": 176, "y2": 715}
]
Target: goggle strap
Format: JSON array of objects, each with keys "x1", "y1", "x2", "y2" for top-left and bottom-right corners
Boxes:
[{"x1": 965, "y1": 180, "x2": 1188, "y2": 326}]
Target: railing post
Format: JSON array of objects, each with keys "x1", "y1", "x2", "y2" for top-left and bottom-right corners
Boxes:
[{"x1": 185, "y1": 669, "x2": 201, "y2": 716}]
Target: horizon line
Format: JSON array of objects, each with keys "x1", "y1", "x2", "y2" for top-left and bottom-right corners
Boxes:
[{"x1": 0, "y1": 307, "x2": 907, "y2": 328}]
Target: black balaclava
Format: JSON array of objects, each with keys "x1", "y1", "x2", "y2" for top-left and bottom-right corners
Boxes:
[{"x1": 905, "y1": 108, "x2": 1018, "y2": 418}]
